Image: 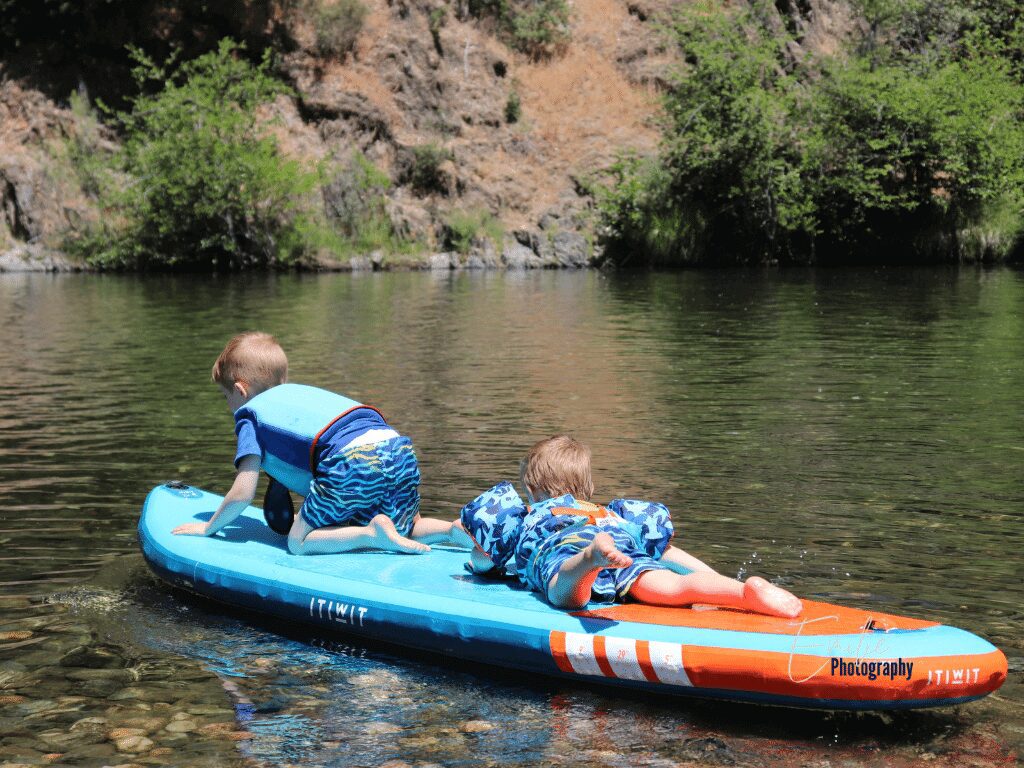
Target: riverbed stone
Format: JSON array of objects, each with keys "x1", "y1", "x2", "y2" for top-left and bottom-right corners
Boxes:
[
  {"x1": 458, "y1": 720, "x2": 494, "y2": 733},
  {"x1": 64, "y1": 742, "x2": 118, "y2": 761},
  {"x1": 108, "y1": 728, "x2": 147, "y2": 741},
  {"x1": 163, "y1": 719, "x2": 197, "y2": 733},
  {"x1": 114, "y1": 735, "x2": 154, "y2": 753},
  {"x1": 364, "y1": 721, "x2": 403, "y2": 735},
  {"x1": 58, "y1": 645, "x2": 125, "y2": 669},
  {"x1": 64, "y1": 668, "x2": 135, "y2": 682},
  {"x1": 109, "y1": 688, "x2": 147, "y2": 701},
  {"x1": 187, "y1": 705, "x2": 232, "y2": 717},
  {"x1": 69, "y1": 716, "x2": 107, "y2": 733},
  {"x1": 118, "y1": 717, "x2": 166, "y2": 734},
  {"x1": 76, "y1": 678, "x2": 124, "y2": 698}
]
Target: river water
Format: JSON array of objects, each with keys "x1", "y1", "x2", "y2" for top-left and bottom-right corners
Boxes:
[{"x1": 0, "y1": 268, "x2": 1021, "y2": 767}]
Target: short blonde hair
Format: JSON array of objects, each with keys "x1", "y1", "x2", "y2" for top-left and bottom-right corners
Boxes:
[
  {"x1": 212, "y1": 332, "x2": 288, "y2": 393},
  {"x1": 521, "y1": 435, "x2": 594, "y2": 501}
]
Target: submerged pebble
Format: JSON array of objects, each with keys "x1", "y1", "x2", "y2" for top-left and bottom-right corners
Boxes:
[
  {"x1": 459, "y1": 720, "x2": 495, "y2": 733},
  {"x1": 163, "y1": 719, "x2": 197, "y2": 733},
  {"x1": 114, "y1": 734, "x2": 154, "y2": 753}
]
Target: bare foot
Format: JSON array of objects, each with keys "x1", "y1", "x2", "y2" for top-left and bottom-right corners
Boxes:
[
  {"x1": 449, "y1": 520, "x2": 476, "y2": 549},
  {"x1": 585, "y1": 532, "x2": 633, "y2": 570},
  {"x1": 743, "y1": 576, "x2": 802, "y2": 618},
  {"x1": 369, "y1": 515, "x2": 430, "y2": 554}
]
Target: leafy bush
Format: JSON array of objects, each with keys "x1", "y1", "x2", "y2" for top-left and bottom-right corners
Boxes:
[
  {"x1": 505, "y1": 90, "x2": 521, "y2": 123},
  {"x1": 70, "y1": 40, "x2": 321, "y2": 269},
  {"x1": 309, "y1": 0, "x2": 368, "y2": 60},
  {"x1": 443, "y1": 208, "x2": 504, "y2": 253},
  {"x1": 467, "y1": 0, "x2": 570, "y2": 60},
  {"x1": 322, "y1": 150, "x2": 413, "y2": 255},
  {"x1": 406, "y1": 143, "x2": 454, "y2": 195},
  {"x1": 595, "y1": 3, "x2": 1024, "y2": 265},
  {"x1": 65, "y1": 91, "x2": 112, "y2": 200}
]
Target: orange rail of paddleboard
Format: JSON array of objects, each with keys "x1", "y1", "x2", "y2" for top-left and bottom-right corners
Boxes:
[{"x1": 571, "y1": 599, "x2": 938, "y2": 636}]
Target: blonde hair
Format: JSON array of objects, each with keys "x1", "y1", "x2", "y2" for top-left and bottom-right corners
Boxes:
[
  {"x1": 212, "y1": 332, "x2": 288, "y2": 393},
  {"x1": 521, "y1": 435, "x2": 594, "y2": 501}
]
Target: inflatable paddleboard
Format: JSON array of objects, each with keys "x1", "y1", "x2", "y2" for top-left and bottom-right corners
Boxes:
[{"x1": 138, "y1": 482, "x2": 1007, "y2": 710}]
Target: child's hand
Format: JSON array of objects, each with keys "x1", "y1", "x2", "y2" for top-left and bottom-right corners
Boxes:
[{"x1": 172, "y1": 522, "x2": 209, "y2": 536}]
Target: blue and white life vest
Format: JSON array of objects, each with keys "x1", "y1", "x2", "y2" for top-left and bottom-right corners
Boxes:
[{"x1": 234, "y1": 383, "x2": 388, "y2": 495}]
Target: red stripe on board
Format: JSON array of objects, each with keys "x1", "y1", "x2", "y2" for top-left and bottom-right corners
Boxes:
[
  {"x1": 635, "y1": 641, "x2": 661, "y2": 684},
  {"x1": 592, "y1": 635, "x2": 617, "y2": 679},
  {"x1": 550, "y1": 631, "x2": 575, "y2": 674}
]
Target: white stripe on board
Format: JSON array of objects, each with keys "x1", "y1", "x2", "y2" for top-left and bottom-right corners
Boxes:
[
  {"x1": 563, "y1": 632, "x2": 603, "y2": 677},
  {"x1": 648, "y1": 641, "x2": 692, "y2": 686},
  {"x1": 604, "y1": 636, "x2": 646, "y2": 681}
]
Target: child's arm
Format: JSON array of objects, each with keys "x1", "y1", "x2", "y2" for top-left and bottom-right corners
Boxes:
[{"x1": 172, "y1": 455, "x2": 261, "y2": 536}]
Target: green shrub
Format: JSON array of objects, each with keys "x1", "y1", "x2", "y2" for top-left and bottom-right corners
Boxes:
[
  {"x1": 406, "y1": 143, "x2": 454, "y2": 195},
  {"x1": 70, "y1": 39, "x2": 321, "y2": 269},
  {"x1": 504, "y1": 90, "x2": 521, "y2": 123},
  {"x1": 310, "y1": 0, "x2": 368, "y2": 59},
  {"x1": 322, "y1": 150, "x2": 415, "y2": 255},
  {"x1": 595, "y1": 2, "x2": 1024, "y2": 265},
  {"x1": 65, "y1": 91, "x2": 112, "y2": 200},
  {"x1": 443, "y1": 208, "x2": 504, "y2": 253},
  {"x1": 467, "y1": 0, "x2": 570, "y2": 60}
]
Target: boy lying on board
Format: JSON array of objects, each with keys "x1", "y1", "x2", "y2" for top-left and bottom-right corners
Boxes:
[{"x1": 459, "y1": 435, "x2": 802, "y2": 616}]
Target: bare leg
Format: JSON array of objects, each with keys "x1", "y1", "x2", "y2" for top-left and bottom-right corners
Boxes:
[
  {"x1": 629, "y1": 571, "x2": 802, "y2": 618},
  {"x1": 288, "y1": 514, "x2": 429, "y2": 555},
  {"x1": 547, "y1": 532, "x2": 632, "y2": 610},
  {"x1": 410, "y1": 516, "x2": 475, "y2": 548}
]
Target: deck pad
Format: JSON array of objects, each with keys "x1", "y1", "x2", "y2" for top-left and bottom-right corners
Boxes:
[{"x1": 138, "y1": 483, "x2": 1007, "y2": 710}]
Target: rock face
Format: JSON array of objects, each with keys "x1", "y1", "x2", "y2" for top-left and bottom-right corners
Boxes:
[{"x1": 0, "y1": 0, "x2": 852, "y2": 269}]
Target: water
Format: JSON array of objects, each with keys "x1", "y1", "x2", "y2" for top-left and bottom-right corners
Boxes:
[{"x1": 0, "y1": 268, "x2": 1021, "y2": 766}]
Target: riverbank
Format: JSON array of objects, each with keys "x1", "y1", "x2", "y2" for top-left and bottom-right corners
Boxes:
[{"x1": 0, "y1": 232, "x2": 595, "y2": 274}]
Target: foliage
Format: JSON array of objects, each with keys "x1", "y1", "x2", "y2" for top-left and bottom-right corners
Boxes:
[
  {"x1": 595, "y1": 2, "x2": 1024, "y2": 265},
  {"x1": 466, "y1": 0, "x2": 570, "y2": 60},
  {"x1": 309, "y1": 0, "x2": 368, "y2": 59},
  {"x1": 65, "y1": 91, "x2": 113, "y2": 200},
  {"x1": 322, "y1": 150, "x2": 414, "y2": 255},
  {"x1": 805, "y1": 54, "x2": 1024, "y2": 258},
  {"x1": 443, "y1": 208, "x2": 504, "y2": 254},
  {"x1": 505, "y1": 90, "x2": 521, "y2": 123},
  {"x1": 405, "y1": 143, "x2": 454, "y2": 195},
  {"x1": 70, "y1": 40, "x2": 322, "y2": 269}
]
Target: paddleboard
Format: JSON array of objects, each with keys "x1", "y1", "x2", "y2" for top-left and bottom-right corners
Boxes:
[{"x1": 138, "y1": 482, "x2": 1007, "y2": 710}]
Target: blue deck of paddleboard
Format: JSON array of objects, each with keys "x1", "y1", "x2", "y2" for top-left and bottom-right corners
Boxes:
[{"x1": 138, "y1": 483, "x2": 996, "y2": 710}]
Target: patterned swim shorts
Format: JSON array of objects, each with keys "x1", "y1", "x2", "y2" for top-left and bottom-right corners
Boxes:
[
  {"x1": 299, "y1": 435, "x2": 420, "y2": 536},
  {"x1": 527, "y1": 522, "x2": 665, "y2": 604}
]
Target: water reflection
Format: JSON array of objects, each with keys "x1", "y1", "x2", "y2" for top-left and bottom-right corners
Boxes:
[{"x1": 0, "y1": 268, "x2": 1021, "y2": 766}]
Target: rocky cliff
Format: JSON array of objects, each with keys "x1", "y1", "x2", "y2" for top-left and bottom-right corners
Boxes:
[{"x1": 0, "y1": 0, "x2": 854, "y2": 271}]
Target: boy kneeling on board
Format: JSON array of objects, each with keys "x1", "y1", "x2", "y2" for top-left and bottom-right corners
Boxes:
[
  {"x1": 172, "y1": 331, "x2": 469, "y2": 554},
  {"x1": 459, "y1": 435, "x2": 802, "y2": 616}
]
